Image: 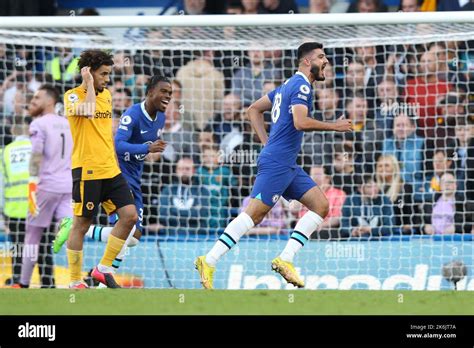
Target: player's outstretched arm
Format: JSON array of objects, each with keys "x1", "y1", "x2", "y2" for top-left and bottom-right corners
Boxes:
[
  {"x1": 247, "y1": 95, "x2": 273, "y2": 145},
  {"x1": 292, "y1": 105, "x2": 353, "y2": 132}
]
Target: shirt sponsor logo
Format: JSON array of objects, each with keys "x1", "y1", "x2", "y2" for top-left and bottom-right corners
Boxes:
[{"x1": 94, "y1": 111, "x2": 112, "y2": 119}]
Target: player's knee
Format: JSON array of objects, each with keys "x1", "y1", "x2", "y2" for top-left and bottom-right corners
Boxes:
[
  {"x1": 250, "y1": 211, "x2": 266, "y2": 225},
  {"x1": 122, "y1": 211, "x2": 138, "y2": 228},
  {"x1": 316, "y1": 198, "x2": 329, "y2": 218}
]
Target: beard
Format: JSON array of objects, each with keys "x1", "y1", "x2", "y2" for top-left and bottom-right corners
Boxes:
[
  {"x1": 311, "y1": 64, "x2": 325, "y2": 81},
  {"x1": 28, "y1": 106, "x2": 42, "y2": 117}
]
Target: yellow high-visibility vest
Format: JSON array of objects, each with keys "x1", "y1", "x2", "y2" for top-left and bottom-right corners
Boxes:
[
  {"x1": 0, "y1": 136, "x2": 31, "y2": 219},
  {"x1": 47, "y1": 56, "x2": 79, "y2": 81}
]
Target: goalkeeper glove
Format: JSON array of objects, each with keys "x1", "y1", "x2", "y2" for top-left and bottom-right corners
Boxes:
[{"x1": 28, "y1": 176, "x2": 39, "y2": 217}]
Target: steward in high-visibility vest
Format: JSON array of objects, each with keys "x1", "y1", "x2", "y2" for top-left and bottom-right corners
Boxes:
[
  {"x1": 46, "y1": 55, "x2": 79, "y2": 82},
  {"x1": 1, "y1": 135, "x2": 31, "y2": 219},
  {"x1": 1, "y1": 117, "x2": 31, "y2": 285}
]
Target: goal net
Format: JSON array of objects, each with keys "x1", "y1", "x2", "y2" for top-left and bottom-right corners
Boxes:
[{"x1": 0, "y1": 13, "x2": 473, "y2": 290}]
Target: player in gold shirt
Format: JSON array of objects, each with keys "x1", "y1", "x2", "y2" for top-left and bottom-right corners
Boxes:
[{"x1": 62, "y1": 50, "x2": 137, "y2": 288}]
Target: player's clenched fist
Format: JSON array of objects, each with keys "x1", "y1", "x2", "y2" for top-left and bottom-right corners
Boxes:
[
  {"x1": 148, "y1": 139, "x2": 167, "y2": 153},
  {"x1": 333, "y1": 116, "x2": 353, "y2": 132},
  {"x1": 81, "y1": 66, "x2": 93, "y2": 84}
]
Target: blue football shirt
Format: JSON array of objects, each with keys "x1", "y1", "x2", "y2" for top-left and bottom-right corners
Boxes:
[{"x1": 259, "y1": 72, "x2": 313, "y2": 167}]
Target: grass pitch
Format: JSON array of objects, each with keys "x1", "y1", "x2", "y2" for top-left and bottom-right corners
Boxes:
[{"x1": 0, "y1": 289, "x2": 473, "y2": 315}]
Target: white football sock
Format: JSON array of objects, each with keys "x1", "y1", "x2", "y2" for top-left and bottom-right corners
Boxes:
[
  {"x1": 86, "y1": 225, "x2": 112, "y2": 243},
  {"x1": 205, "y1": 212, "x2": 255, "y2": 267},
  {"x1": 279, "y1": 211, "x2": 324, "y2": 263}
]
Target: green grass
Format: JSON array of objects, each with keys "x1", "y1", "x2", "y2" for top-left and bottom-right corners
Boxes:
[{"x1": 0, "y1": 289, "x2": 473, "y2": 315}]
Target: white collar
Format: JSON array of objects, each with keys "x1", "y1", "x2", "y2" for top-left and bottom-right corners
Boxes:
[
  {"x1": 296, "y1": 71, "x2": 311, "y2": 84},
  {"x1": 140, "y1": 101, "x2": 154, "y2": 122},
  {"x1": 15, "y1": 135, "x2": 29, "y2": 141}
]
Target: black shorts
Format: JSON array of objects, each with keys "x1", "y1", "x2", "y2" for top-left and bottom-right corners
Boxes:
[{"x1": 72, "y1": 168, "x2": 135, "y2": 218}]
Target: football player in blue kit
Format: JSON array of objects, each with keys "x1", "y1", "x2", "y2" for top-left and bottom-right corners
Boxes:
[
  {"x1": 54, "y1": 75, "x2": 172, "y2": 276},
  {"x1": 195, "y1": 42, "x2": 353, "y2": 289}
]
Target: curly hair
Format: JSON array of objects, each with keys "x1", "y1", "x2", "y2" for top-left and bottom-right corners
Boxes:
[{"x1": 78, "y1": 50, "x2": 114, "y2": 71}]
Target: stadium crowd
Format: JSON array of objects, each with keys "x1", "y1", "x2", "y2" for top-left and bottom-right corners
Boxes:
[{"x1": 1, "y1": 0, "x2": 474, "y2": 244}]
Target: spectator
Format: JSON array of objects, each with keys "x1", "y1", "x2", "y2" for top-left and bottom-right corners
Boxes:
[
  {"x1": 259, "y1": 0, "x2": 299, "y2": 13},
  {"x1": 343, "y1": 93, "x2": 383, "y2": 173},
  {"x1": 133, "y1": 30, "x2": 174, "y2": 79},
  {"x1": 316, "y1": 87, "x2": 342, "y2": 122},
  {"x1": 206, "y1": 93, "x2": 243, "y2": 145},
  {"x1": 422, "y1": 149, "x2": 454, "y2": 203},
  {"x1": 184, "y1": 0, "x2": 207, "y2": 14},
  {"x1": 303, "y1": 88, "x2": 343, "y2": 165},
  {"x1": 44, "y1": 45, "x2": 78, "y2": 87},
  {"x1": 331, "y1": 142, "x2": 357, "y2": 195},
  {"x1": 240, "y1": 194, "x2": 286, "y2": 235},
  {"x1": 162, "y1": 100, "x2": 198, "y2": 163},
  {"x1": 437, "y1": 0, "x2": 473, "y2": 11},
  {"x1": 434, "y1": 92, "x2": 468, "y2": 141},
  {"x1": 113, "y1": 50, "x2": 135, "y2": 88},
  {"x1": 241, "y1": 0, "x2": 260, "y2": 14},
  {"x1": 344, "y1": 60, "x2": 366, "y2": 97},
  {"x1": 340, "y1": 174, "x2": 398, "y2": 238},
  {"x1": 197, "y1": 145, "x2": 237, "y2": 227},
  {"x1": 232, "y1": 48, "x2": 281, "y2": 107},
  {"x1": 112, "y1": 87, "x2": 133, "y2": 118},
  {"x1": 452, "y1": 117, "x2": 473, "y2": 191},
  {"x1": 428, "y1": 42, "x2": 450, "y2": 83},
  {"x1": 466, "y1": 134, "x2": 474, "y2": 203},
  {"x1": 385, "y1": 44, "x2": 418, "y2": 88},
  {"x1": 0, "y1": 43, "x2": 13, "y2": 84},
  {"x1": 228, "y1": 119, "x2": 262, "y2": 206},
  {"x1": 264, "y1": 49, "x2": 293, "y2": 83},
  {"x1": 375, "y1": 154, "x2": 421, "y2": 234},
  {"x1": 289, "y1": 166, "x2": 346, "y2": 239},
  {"x1": 309, "y1": 0, "x2": 331, "y2": 13},
  {"x1": 2, "y1": 72, "x2": 33, "y2": 117},
  {"x1": 171, "y1": 79, "x2": 183, "y2": 106},
  {"x1": 176, "y1": 50, "x2": 225, "y2": 130},
  {"x1": 404, "y1": 50, "x2": 452, "y2": 136},
  {"x1": 353, "y1": 45, "x2": 385, "y2": 110},
  {"x1": 159, "y1": 157, "x2": 215, "y2": 233},
  {"x1": 375, "y1": 79, "x2": 400, "y2": 137},
  {"x1": 398, "y1": 0, "x2": 422, "y2": 11},
  {"x1": 382, "y1": 113, "x2": 425, "y2": 193},
  {"x1": 347, "y1": 0, "x2": 387, "y2": 12},
  {"x1": 226, "y1": 1, "x2": 243, "y2": 14},
  {"x1": 422, "y1": 172, "x2": 473, "y2": 234}
]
